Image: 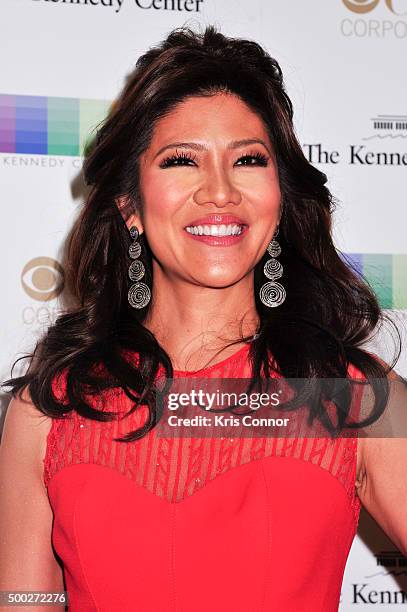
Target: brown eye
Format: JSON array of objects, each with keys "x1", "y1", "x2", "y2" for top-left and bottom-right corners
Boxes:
[
  {"x1": 159, "y1": 151, "x2": 197, "y2": 168},
  {"x1": 235, "y1": 152, "x2": 269, "y2": 166}
]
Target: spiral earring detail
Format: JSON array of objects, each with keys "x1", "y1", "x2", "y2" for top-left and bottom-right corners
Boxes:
[
  {"x1": 127, "y1": 226, "x2": 151, "y2": 309},
  {"x1": 259, "y1": 225, "x2": 286, "y2": 308}
]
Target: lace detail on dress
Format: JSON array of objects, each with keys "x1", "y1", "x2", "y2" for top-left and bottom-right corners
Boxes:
[{"x1": 43, "y1": 343, "x2": 362, "y2": 527}]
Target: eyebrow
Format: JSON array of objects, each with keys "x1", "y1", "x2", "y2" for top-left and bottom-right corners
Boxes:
[{"x1": 152, "y1": 138, "x2": 272, "y2": 160}]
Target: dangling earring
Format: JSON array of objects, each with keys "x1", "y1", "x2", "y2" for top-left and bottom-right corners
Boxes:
[
  {"x1": 127, "y1": 225, "x2": 151, "y2": 309},
  {"x1": 259, "y1": 225, "x2": 286, "y2": 308}
]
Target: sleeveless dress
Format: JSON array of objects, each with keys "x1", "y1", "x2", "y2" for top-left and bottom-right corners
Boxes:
[{"x1": 44, "y1": 342, "x2": 363, "y2": 612}]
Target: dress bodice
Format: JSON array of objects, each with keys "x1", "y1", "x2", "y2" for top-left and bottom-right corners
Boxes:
[{"x1": 44, "y1": 343, "x2": 363, "y2": 612}]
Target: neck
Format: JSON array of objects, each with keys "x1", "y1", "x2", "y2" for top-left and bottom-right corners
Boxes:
[{"x1": 142, "y1": 270, "x2": 260, "y2": 369}]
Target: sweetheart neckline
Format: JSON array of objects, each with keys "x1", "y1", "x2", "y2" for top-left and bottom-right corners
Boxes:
[{"x1": 46, "y1": 449, "x2": 360, "y2": 528}]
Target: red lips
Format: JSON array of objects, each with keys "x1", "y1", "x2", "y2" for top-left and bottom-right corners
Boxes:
[{"x1": 184, "y1": 214, "x2": 247, "y2": 227}]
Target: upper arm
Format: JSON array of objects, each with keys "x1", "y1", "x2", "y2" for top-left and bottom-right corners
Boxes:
[
  {"x1": 356, "y1": 359, "x2": 407, "y2": 555},
  {"x1": 356, "y1": 436, "x2": 407, "y2": 555},
  {"x1": 0, "y1": 389, "x2": 65, "y2": 610}
]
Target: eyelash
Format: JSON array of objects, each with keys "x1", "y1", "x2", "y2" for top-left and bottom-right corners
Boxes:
[{"x1": 159, "y1": 150, "x2": 270, "y2": 168}]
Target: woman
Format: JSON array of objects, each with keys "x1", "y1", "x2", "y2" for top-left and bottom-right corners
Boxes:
[{"x1": 0, "y1": 24, "x2": 406, "y2": 612}]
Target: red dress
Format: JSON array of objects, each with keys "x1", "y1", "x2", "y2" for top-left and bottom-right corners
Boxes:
[{"x1": 44, "y1": 343, "x2": 362, "y2": 611}]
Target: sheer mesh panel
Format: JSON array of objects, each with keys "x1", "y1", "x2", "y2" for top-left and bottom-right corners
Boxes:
[{"x1": 43, "y1": 344, "x2": 362, "y2": 526}]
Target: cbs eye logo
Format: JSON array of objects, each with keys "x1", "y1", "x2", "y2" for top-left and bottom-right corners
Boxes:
[
  {"x1": 343, "y1": 0, "x2": 407, "y2": 13},
  {"x1": 21, "y1": 257, "x2": 64, "y2": 301}
]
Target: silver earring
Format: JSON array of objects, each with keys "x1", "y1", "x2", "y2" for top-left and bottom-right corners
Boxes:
[
  {"x1": 259, "y1": 225, "x2": 286, "y2": 308},
  {"x1": 127, "y1": 226, "x2": 151, "y2": 309}
]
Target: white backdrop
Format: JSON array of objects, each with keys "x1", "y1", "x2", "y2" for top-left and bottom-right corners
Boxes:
[{"x1": 1, "y1": 0, "x2": 407, "y2": 608}]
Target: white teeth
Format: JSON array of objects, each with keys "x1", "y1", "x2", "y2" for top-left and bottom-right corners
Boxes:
[{"x1": 185, "y1": 224, "x2": 244, "y2": 236}]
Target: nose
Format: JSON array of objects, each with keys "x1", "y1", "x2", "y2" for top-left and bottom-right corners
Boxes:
[{"x1": 193, "y1": 162, "x2": 242, "y2": 208}]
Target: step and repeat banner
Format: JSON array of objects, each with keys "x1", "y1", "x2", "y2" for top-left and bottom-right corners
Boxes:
[{"x1": 1, "y1": 0, "x2": 406, "y2": 608}]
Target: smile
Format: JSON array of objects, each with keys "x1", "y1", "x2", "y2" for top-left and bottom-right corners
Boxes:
[
  {"x1": 184, "y1": 224, "x2": 248, "y2": 246},
  {"x1": 185, "y1": 224, "x2": 244, "y2": 236}
]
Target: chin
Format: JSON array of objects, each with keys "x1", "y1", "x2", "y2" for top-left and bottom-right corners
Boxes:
[{"x1": 193, "y1": 273, "x2": 244, "y2": 288}]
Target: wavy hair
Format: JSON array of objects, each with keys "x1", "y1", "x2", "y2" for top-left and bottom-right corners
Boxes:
[{"x1": 3, "y1": 24, "x2": 402, "y2": 440}]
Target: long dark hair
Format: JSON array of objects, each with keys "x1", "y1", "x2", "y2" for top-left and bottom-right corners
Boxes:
[{"x1": 3, "y1": 24, "x2": 402, "y2": 440}]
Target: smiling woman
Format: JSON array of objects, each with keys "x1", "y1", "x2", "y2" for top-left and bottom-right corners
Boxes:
[
  {"x1": 123, "y1": 92, "x2": 282, "y2": 322},
  {"x1": 1, "y1": 23, "x2": 406, "y2": 612}
]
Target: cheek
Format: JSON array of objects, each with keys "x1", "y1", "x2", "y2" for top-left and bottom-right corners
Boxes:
[
  {"x1": 238, "y1": 163, "x2": 281, "y2": 197},
  {"x1": 247, "y1": 177, "x2": 281, "y2": 215},
  {"x1": 140, "y1": 170, "x2": 189, "y2": 218}
]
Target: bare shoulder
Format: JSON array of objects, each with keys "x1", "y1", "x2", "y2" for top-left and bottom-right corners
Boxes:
[
  {"x1": 355, "y1": 355, "x2": 407, "y2": 489},
  {"x1": 355, "y1": 356, "x2": 406, "y2": 490},
  {"x1": 353, "y1": 353, "x2": 407, "y2": 555},
  {"x1": 0, "y1": 387, "x2": 53, "y2": 484},
  {"x1": 0, "y1": 388, "x2": 65, "y2": 596},
  {"x1": 354, "y1": 432, "x2": 407, "y2": 554}
]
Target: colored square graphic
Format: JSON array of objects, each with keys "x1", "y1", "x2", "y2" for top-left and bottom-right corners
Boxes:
[
  {"x1": 392, "y1": 255, "x2": 407, "y2": 309},
  {"x1": 16, "y1": 95, "x2": 48, "y2": 154},
  {"x1": 362, "y1": 254, "x2": 393, "y2": 309},
  {"x1": 48, "y1": 97, "x2": 80, "y2": 156},
  {"x1": 0, "y1": 93, "x2": 111, "y2": 156},
  {"x1": 340, "y1": 252, "x2": 363, "y2": 277},
  {"x1": 0, "y1": 94, "x2": 16, "y2": 152},
  {"x1": 80, "y1": 98, "x2": 110, "y2": 155},
  {"x1": 343, "y1": 252, "x2": 406, "y2": 310}
]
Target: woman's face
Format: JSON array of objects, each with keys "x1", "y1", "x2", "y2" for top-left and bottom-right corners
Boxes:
[{"x1": 129, "y1": 92, "x2": 281, "y2": 288}]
